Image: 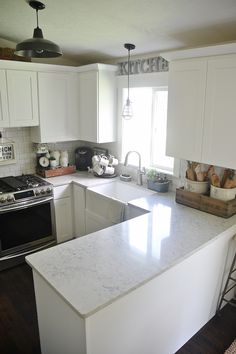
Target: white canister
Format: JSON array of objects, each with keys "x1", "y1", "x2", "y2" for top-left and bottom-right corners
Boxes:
[
  {"x1": 210, "y1": 185, "x2": 236, "y2": 201},
  {"x1": 184, "y1": 178, "x2": 209, "y2": 194},
  {"x1": 60, "y1": 150, "x2": 68, "y2": 167},
  {"x1": 50, "y1": 150, "x2": 60, "y2": 166},
  {"x1": 50, "y1": 159, "x2": 57, "y2": 169}
]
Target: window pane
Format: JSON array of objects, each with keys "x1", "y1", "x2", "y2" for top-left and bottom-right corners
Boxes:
[
  {"x1": 122, "y1": 87, "x2": 152, "y2": 166},
  {"x1": 121, "y1": 86, "x2": 174, "y2": 173},
  {"x1": 151, "y1": 90, "x2": 174, "y2": 171}
]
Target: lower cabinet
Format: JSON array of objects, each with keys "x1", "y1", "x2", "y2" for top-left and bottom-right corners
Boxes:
[
  {"x1": 54, "y1": 185, "x2": 74, "y2": 243},
  {"x1": 73, "y1": 184, "x2": 86, "y2": 237}
]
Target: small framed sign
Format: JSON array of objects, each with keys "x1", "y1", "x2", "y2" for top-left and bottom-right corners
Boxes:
[{"x1": 0, "y1": 142, "x2": 16, "y2": 165}]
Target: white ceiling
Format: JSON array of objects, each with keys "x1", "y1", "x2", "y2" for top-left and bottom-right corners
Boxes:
[{"x1": 1, "y1": 0, "x2": 236, "y2": 65}]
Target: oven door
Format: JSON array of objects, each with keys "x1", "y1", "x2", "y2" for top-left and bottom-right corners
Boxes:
[{"x1": 0, "y1": 196, "x2": 56, "y2": 259}]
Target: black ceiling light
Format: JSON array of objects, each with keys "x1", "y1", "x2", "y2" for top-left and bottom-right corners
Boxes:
[
  {"x1": 122, "y1": 43, "x2": 135, "y2": 120},
  {"x1": 15, "y1": 1, "x2": 62, "y2": 58}
]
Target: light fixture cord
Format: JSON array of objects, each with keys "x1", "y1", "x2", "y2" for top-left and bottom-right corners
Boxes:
[
  {"x1": 36, "y1": 9, "x2": 39, "y2": 28},
  {"x1": 127, "y1": 49, "x2": 130, "y2": 101}
]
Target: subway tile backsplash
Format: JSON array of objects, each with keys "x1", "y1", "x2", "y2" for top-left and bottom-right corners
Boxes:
[
  {"x1": 0, "y1": 128, "x2": 35, "y2": 177},
  {"x1": 0, "y1": 128, "x2": 83, "y2": 177}
]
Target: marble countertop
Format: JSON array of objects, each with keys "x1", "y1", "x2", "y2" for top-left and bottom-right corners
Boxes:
[
  {"x1": 26, "y1": 175, "x2": 236, "y2": 318},
  {"x1": 44, "y1": 171, "x2": 117, "y2": 188}
]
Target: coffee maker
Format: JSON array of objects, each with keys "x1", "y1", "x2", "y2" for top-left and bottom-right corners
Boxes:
[{"x1": 75, "y1": 147, "x2": 93, "y2": 171}]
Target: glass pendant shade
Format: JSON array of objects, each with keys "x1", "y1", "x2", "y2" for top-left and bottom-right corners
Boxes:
[
  {"x1": 122, "y1": 43, "x2": 135, "y2": 120},
  {"x1": 14, "y1": 1, "x2": 62, "y2": 58},
  {"x1": 122, "y1": 98, "x2": 133, "y2": 120}
]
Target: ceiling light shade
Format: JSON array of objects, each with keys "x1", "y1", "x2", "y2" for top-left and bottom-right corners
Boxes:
[
  {"x1": 122, "y1": 43, "x2": 135, "y2": 120},
  {"x1": 15, "y1": 1, "x2": 62, "y2": 58}
]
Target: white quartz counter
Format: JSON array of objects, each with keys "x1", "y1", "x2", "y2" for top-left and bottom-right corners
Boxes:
[
  {"x1": 44, "y1": 171, "x2": 117, "y2": 188},
  {"x1": 26, "y1": 180, "x2": 236, "y2": 318}
]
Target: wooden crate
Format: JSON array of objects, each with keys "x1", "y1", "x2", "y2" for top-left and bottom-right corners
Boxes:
[
  {"x1": 37, "y1": 165, "x2": 76, "y2": 178},
  {"x1": 176, "y1": 187, "x2": 236, "y2": 218}
]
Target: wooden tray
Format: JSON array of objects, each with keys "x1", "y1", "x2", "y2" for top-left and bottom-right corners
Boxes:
[
  {"x1": 176, "y1": 187, "x2": 236, "y2": 218},
  {"x1": 37, "y1": 165, "x2": 76, "y2": 178}
]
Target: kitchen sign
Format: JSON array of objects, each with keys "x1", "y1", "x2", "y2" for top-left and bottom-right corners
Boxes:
[
  {"x1": 117, "y1": 56, "x2": 169, "y2": 75},
  {"x1": 0, "y1": 142, "x2": 16, "y2": 164}
]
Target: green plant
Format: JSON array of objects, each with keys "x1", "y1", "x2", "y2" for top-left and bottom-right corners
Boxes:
[{"x1": 146, "y1": 169, "x2": 158, "y2": 181}]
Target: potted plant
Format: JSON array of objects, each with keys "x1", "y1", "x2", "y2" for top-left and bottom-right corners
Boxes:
[{"x1": 146, "y1": 169, "x2": 170, "y2": 192}]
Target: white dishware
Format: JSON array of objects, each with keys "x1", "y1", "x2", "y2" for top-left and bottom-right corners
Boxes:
[
  {"x1": 104, "y1": 166, "x2": 115, "y2": 175},
  {"x1": 93, "y1": 164, "x2": 104, "y2": 176},
  {"x1": 109, "y1": 156, "x2": 118, "y2": 166},
  {"x1": 100, "y1": 156, "x2": 109, "y2": 167}
]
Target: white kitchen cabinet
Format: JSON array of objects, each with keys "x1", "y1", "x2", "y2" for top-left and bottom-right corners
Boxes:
[
  {"x1": 165, "y1": 52, "x2": 236, "y2": 169},
  {"x1": 73, "y1": 184, "x2": 86, "y2": 237},
  {"x1": 54, "y1": 185, "x2": 74, "y2": 243},
  {"x1": 201, "y1": 56, "x2": 236, "y2": 168},
  {"x1": 0, "y1": 70, "x2": 9, "y2": 127},
  {"x1": 31, "y1": 71, "x2": 79, "y2": 143},
  {"x1": 166, "y1": 60, "x2": 207, "y2": 162},
  {"x1": 78, "y1": 64, "x2": 117, "y2": 143},
  {"x1": 0, "y1": 69, "x2": 39, "y2": 128}
]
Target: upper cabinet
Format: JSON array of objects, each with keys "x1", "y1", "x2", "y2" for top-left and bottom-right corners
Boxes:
[
  {"x1": 166, "y1": 59, "x2": 207, "y2": 162},
  {"x1": 0, "y1": 68, "x2": 39, "y2": 128},
  {"x1": 201, "y1": 56, "x2": 236, "y2": 168},
  {"x1": 0, "y1": 70, "x2": 10, "y2": 127},
  {"x1": 78, "y1": 64, "x2": 117, "y2": 143},
  {"x1": 162, "y1": 43, "x2": 236, "y2": 169},
  {"x1": 31, "y1": 71, "x2": 79, "y2": 143}
]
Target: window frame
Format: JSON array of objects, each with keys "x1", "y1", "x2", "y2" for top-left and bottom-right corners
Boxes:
[{"x1": 117, "y1": 72, "x2": 180, "y2": 177}]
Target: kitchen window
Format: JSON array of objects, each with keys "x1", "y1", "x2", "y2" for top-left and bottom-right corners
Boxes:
[{"x1": 120, "y1": 84, "x2": 176, "y2": 174}]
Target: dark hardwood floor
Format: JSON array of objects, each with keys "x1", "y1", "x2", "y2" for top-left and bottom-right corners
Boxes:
[
  {"x1": 0, "y1": 263, "x2": 41, "y2": 354},
  {"x1": 0, "y1": 263, "x2": 235, "y2": 354}
]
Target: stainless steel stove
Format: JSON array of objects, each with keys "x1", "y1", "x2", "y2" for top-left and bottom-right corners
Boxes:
[
  {"x1": 0, "y1": 174, "x2": 56, "y2": 271},
  {"x1": 0, "y1": 174, "x2": 53, "y2": 206}
]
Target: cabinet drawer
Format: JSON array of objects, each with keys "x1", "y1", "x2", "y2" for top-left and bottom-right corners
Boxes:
[{"x1": 54, "y1": 185, "x2": 71, "y2": 200}]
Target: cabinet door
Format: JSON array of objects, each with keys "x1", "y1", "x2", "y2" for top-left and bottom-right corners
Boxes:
[
  {"x1": 166, "y1": 60, "x2": 207, "y2": 161},
  {"x1": 7, "y1": 70, "x2": 39, "y2": 127},
  {"x1": 32, "y1": 72, "x2": 79, "y2": 143},
  {"x1": 0, "y1": 70, "x2": 9, "y2": 127},
  {"x1": 73, "y1": 184, "x2": 86, "y2": 237},
  {"x1": 78, "y1": 71, "x2": 98, "y2": 142},
  {"x1": 98, "y1": 70, "x2": 116, "y2": 143},
  {"x1": 202, "y1": 56, "x2": 236, "y2": 168},
  {"x1": 54, "y1": 197, "x2": 73, "y2": 243}
]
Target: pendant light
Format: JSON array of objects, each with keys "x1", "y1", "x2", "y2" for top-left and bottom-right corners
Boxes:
[
  {"x1": 122, "y1": 43, "x2": 135, "y2": 120},
  {"x1": 15, "y1": 1, "x2": 62, "y2": 58}
]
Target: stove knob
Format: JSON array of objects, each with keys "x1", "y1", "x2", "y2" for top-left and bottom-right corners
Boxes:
[
  {"x1": 40, "y1": 189, "x2": 46, "y2": 194},
  {"x1": 0, "y1": 197, "x2": 6, "y2": 203},
  {"x1": 7, "y1": 195, "x2": 14, "y2": 202},
  {"x1": 46, "y1": 187, "x2": 52, "y2": 194},
  {"x1": 35, "y1": 189, "x2": 40, "y2": 196}
]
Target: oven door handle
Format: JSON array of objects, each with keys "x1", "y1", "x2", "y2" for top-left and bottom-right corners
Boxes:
[
  {"x1": 0, "y1": 196, "x2": 53, "y2": 213},
  {"x1": 0, "y1": 241, "x2": 56, "y2": 260}
]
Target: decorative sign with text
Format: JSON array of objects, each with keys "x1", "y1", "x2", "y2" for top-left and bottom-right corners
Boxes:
[
  {"x1": 0, "y1": 142, "x2": 16, "y2": 164},
  {"x1": 117, "y1": 56, "x2": 169, "y2": 75}
]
